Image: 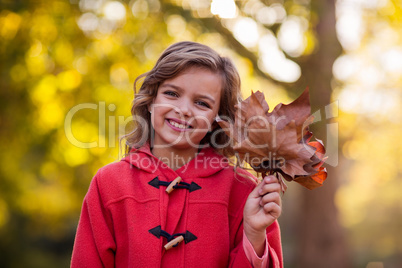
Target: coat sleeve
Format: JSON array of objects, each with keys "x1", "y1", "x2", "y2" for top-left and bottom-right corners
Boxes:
[
  {"x1": 265, "y1": 220, "x2": 283, "y2": 267},
  {"x1": 228, "y1": 220, "x2": 283, "y2": 268},
  {"x1": 243, "y1": 229, "x2": 269, "y2": 267},
  {"x1": 71, "y1": 172, "x2": 116, "y2": 268}
]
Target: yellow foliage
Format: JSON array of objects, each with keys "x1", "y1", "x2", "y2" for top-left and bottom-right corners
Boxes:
[
  {"x1": 131, "y1": 0, "x2": 149, "y2": 19},
  {"x1": 342, "y1": 139, "x2": 367, "y2": 160},
  {"x1": 166, "y1": 15, "x2": 188, "y2": 38},
  {"x1": 66, "y1": 119, "x2": 100, "y2": 148},
  {"x1": 30, "y1": 75, "x2": 58, "y2": 104},
  {"x1": 63, "y1": 145, "x2": 90, "y2": 167},
  {"x1": 336, "y1": 116, "x2": 402, "y2": 261},
  {"x1": 336, "y1": 165, "x2": 373, "y2": 228},
  {"x1": 29, "y1": 12, "x2": 58, "y2": 42},
  {"x1": 89, "y1": 146, "x2": 107, "y2": 156},
  {"x1": 57, "y1": 70, "x2": 82, "y2": 91},
  {"x1": 28, "y1": 39, "x2": 44, "y2": 57},
  {"x1": 40, "y1": 161, "x2": 59, "y2": 181},
  {"x1": 10, "y1": 64, "x2": 28, "y2": 83},
  {"x1": 88, "y1": 38, "x2": 114, "y2": 58},
  {"x1": 74, "y1": 56, "x2": 90, "y2": 74},
  {"x1": 0, "y1": 199, "x2": 9, "y2": 229},
  {"x1": 16, "y1": 179, "x2": 75, "y2": 234},
  {"x1": 37, "y1": 100, "x2": 65, "y2": 130},
  {"x1": 30, "y1": 75, "x2": 66, "y2": 131},
  {"x1": 0, "y1": 10, "x2": 22, "y2": 40},
  {"x1": 25, "y1": 54, "x2": 50, "y2": 76},
  {"x1": 53, "y1": 40, "x2": 74, "y2": 66},
  {"x1": 110, "y1": 63, "x2": 129, "y2": 88},
  {"x1": 380, "y1": 0, "x2": 402, "y2": 24},
  {"x1": 303, "y1": 29, "x2": 316, "y2": 55}
]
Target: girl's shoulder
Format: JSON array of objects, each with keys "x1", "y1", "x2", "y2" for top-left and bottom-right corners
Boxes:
[
  {"x1": 96, "y1": 159, "x2": 133, "y2": 180},
  {"x1": 88, "y1": 159, "x2": 146, "y2": 202}
]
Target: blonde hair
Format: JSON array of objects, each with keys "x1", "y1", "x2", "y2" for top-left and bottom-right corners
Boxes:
[{"x1": 125, "y1": 41, "x2": 242, "y2": 157}]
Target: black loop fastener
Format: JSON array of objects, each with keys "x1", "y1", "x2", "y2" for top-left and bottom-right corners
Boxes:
[
  {"x1": 148, "y1": 225, "x2": 197, "y2": 249},
  {"x1": 148, "y1": 177, "x2": 202, "y2": 192}
]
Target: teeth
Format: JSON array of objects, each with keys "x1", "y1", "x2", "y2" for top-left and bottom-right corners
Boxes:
[{"x1": 169, "y1": 120, "x2": 189, "y2": 129}]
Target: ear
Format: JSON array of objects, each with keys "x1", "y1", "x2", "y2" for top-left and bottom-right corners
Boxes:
[
  {"x1": 148, "y1": 101, "x2": 154, "y2": 113},
  {"x1": 210, "y1": 116, "x2": 220, "y2": 131}
]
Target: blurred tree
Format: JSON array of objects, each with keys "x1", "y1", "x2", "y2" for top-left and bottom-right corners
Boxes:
[{"x1": 294, "y1": 0, "x2": 351, "y2": 267}]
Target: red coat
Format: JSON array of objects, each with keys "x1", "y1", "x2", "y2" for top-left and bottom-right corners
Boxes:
[{"x1": 71, "y1": 145, "x2": 283, "y2": 267}]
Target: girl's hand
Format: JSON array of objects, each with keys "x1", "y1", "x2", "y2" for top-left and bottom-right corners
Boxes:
[{"x1": 243, "y1": 175, "x2": 282, "y2": 256}]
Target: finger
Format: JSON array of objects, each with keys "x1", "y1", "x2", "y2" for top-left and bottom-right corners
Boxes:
[
  {"x1": 258, "y1": 176, "x2": 279, "y2": 193},
  {"x1": 259, "y1": 192, "x2": 281, "y2": 207},
  {"x1": 249, "y1": 178, "x2": 267, "y2": 199},
  {"x1": 259, "y1": 182, "x2": 281, "y2": 196},
  {"x1": 262, "y1": 202, "x2": 281, "y2": 218},
  {"x1": 263, "y1": 175, "x2": 278, "y2": 184}
]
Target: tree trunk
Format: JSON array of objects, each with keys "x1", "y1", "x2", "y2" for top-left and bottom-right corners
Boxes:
[{"x1": 294, "y1": 0, "x2": 352, "y2": 267}]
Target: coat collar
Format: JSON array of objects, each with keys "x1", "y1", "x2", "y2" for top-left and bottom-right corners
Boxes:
[{"x1": 122, "y1": 143, "x2": 230, "y2": 178}]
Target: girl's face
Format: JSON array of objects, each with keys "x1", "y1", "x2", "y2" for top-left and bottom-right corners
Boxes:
[{"x1": 149, "y1": 67, "x2": 222, "y2": 153}]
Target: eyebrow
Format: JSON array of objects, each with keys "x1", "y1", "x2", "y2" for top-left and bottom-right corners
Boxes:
[{"x1": 160, "y1": 83, "x2": 216, "y2": 105}]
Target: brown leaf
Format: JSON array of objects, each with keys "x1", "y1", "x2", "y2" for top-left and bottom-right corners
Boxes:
[
  {"x1": 217, "y1": 88, "x2": 328, "y2": 192},
  {"x1": 267, "y1": 87, "x2": 312, "y2": 141}
]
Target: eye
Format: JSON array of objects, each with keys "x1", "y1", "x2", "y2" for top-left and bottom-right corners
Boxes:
[
  {"x1": 163, "y1": 90, "x2": 178, "y2": 97},
  {"x1": 195, "y1": 100, "x2": 211, "y2": 109}
]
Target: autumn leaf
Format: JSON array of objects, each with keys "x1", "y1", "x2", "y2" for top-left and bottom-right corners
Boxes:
[{"x1": 217, "y1": 87, "x2": 328, "y2": 192}]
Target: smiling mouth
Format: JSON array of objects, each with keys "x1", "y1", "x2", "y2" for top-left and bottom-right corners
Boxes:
[{"x1": 167, "y1": 119, "x2": 192, "y2": 129}]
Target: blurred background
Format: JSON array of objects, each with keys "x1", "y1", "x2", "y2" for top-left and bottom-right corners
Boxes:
[{"x1": 0, "y1": 0, "x2": 401, "y2": 267}]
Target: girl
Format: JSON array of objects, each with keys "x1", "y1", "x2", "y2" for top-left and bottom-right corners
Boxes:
[{"x1": 71, "y1": 41, "x2": 283, "y2": 267}]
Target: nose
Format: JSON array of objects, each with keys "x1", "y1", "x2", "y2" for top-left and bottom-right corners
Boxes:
[{"x1": 176, "y1": 98, "x2": 193, "y2": 117}]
